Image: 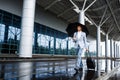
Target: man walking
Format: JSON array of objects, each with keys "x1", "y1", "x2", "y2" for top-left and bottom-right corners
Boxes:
[{"x1": 73, "y1": 25, "x2": 88, "y2": 73}]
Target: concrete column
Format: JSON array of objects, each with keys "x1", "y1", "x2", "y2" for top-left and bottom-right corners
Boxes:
[
  {"x1": 118, "y1": 46, "x2": 120, "y2": 59},
  {"x1": 79, "y1": 11, "x2": 85, "y2": 25},
  {"x1": 105, "y1": 34, "x2": 108, "y2": 72},
  {"x1": 117, "y1": 45, "x2": 119, "y2": 58},
  {"x1": 116, "y1": 44, "x2": 118, "y2": 66},
  {"x1": 110, "y1": 39, "x2": 113, "y2": 70},
  {"x1": 97, "y1": 26, "x2": 101, "y2": 76},
  {"x1": 118, "y1": 46, "x2": 120, "y2": 65},
  {"x1": 118, "y1": 45, "x2": 119, "y2": 65},
  {"x1": 66, "y1": 40, "x2": 69, "y2": 55},
  {"x1": 19, "y1": 0, "x2": 36, "y2": 57},
  {"x1": 114, "y1": 42, "x2": 116, "y2": 67}
]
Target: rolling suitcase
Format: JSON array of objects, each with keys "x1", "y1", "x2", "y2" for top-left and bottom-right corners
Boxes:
[{"x1": 86, "y1": 51, "x2": 95, "y2": 69}]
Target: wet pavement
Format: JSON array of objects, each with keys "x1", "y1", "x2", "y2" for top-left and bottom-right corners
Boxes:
[
  {"x1": 0, "y1": 58, "x2": 119, "y2": 80},
  {"x1": 0, "y1": 59, "x2": 98, "y2": 80},
  {"x1": 32, "y1": 70, "x2": 97, "y2": 80},
  {"x1": 107, "y1": 69, "x2": 120, "y2": 80}
]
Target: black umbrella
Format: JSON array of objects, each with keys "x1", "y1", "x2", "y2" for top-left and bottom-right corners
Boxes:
[{"x1": 66, "y1": 22, "x2": 89, "y2": 37}]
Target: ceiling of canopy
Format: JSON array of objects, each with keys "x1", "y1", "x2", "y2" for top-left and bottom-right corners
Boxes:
[{"x1": 36, "y1": 0, "x2": 120, "y2": 41}]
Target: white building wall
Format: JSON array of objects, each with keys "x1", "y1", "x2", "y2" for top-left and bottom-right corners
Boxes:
[
  {"x1": 0, "y1": 0, "x2": 23, "y2": 16},
  {"x1": 35, "y1": 5, "x2": 68, "y2": 32}
]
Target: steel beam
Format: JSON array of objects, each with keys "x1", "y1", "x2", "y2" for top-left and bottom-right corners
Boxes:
[
  {"x1": 114, "y1": 41, "x2": 116, "y2": 67},
  {"x1": 69, "y1": 0, "x2": 96, "y2": 25},
  {"x1": 110, "y1": 39, "x2": 113, "y2": 70},
  {"x1": 57, "y1": 7, "x2": 74, "y2": 17},
  {"x1": 100, "y1": 15, "x2": 110, "y2": 26},
  {"x1": 69, "y1": 0, "x2": 79, "y2": 12},
  {"x1": 107, "y1": 24, "x2": 114, "y2": 34},
  {"x1": 87, "y1": 0, "x2": 114, "y2": 11},
  {"x1": 82, "y1": 0, "x2": 87, "y2": 10},
  {"x1": 105, "y1": 0, "x2": 120, "y2": 31},
  {"x1": 67, "y1": 15, "x2": 78, "y2": 22},
  {"x1": 45, "y1": 0, "x2": 61, "y2": 10},
  {"x1": 97, "y1": 26, "x2": 101, "y2": 76},
  {"x1": 105, "y1": 34, "x2": 108, "y2": 72},
  {"x1": 99, "y1": 6, "x2": 108, "y2": 25},
  {"x1": 86, "y1": 14, "x2": 98, "y2": 27},
  {"x1": 88, "y1": 8, "x2": 119, "y2": 18},
  {"x1": 116, "y1": 44, "x2": 118, "y2": 66},
  {"x1": 84, "y1": 0, "x2": 96, "y2": 11}
]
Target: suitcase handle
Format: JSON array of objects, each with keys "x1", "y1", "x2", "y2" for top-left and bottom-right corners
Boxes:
[{"x1": 86, "y1": 50, "x2": 91, "y2": 57}]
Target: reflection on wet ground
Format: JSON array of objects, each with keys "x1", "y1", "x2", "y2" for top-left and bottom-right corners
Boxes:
[
  {"x1": 1, "y1": 53, "x2": 120, "y2": 80},
  {"x1": 107, "y1": 69, "x2": 120, "y2": 80},
  {"x1": 32, "y1": 70, "x2": 97, "y2": 80},
  {"x1": 71, "y1": 70, "x2": 97, "y2": 80},
  {"x1": 0, "y1": 60, "x2": 98, "y2": 80}
]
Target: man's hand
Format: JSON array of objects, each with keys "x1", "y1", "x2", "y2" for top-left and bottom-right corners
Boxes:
[
  {"x1": 73, "y1": 37, "x2": 76, "y2": 43},
  {"x1": 73, "y1": 37, "x2": 76, "y2": 40}
]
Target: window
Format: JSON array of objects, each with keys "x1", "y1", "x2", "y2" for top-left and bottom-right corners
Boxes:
[
  {"x1": 33, "y1": 24, "x2": 68, "y2": 55},
  {"x1": 8, "y1": 26, "x2": 20, "y2": 41},
  {"x1": 0, "y1": 9, "x2": 70, "y2": 55},
  {"x1": 68, "y1": 38, "x2": 76, "y2": 55},
  {"x1": 0, "y1": 10, "x2": 21, "y2": 54}
]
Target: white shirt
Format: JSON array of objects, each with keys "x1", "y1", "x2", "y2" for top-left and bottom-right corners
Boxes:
[
  {"x1": 73, "y1": 31, "x2": 88, "y2": 49},
  {"x1": 77, "y1": 31, "x2": 81, "y2": 39}
]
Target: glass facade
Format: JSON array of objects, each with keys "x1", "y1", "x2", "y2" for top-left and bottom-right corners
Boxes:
[
  {"x1": 0, "y1": 9, "x2": 76, "y2": 55},
  {"x1": 0, "y1": 10, "x2": 21, "y2": 54}
]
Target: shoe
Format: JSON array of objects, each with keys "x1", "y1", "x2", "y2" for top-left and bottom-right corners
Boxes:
[{"x1": 79, "y1": 68, "x2": 83, "y2": 71}]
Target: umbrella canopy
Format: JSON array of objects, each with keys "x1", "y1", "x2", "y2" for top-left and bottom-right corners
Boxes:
[{"x1": 66, "y1": 22, "x2": 89, "y2": 37}]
